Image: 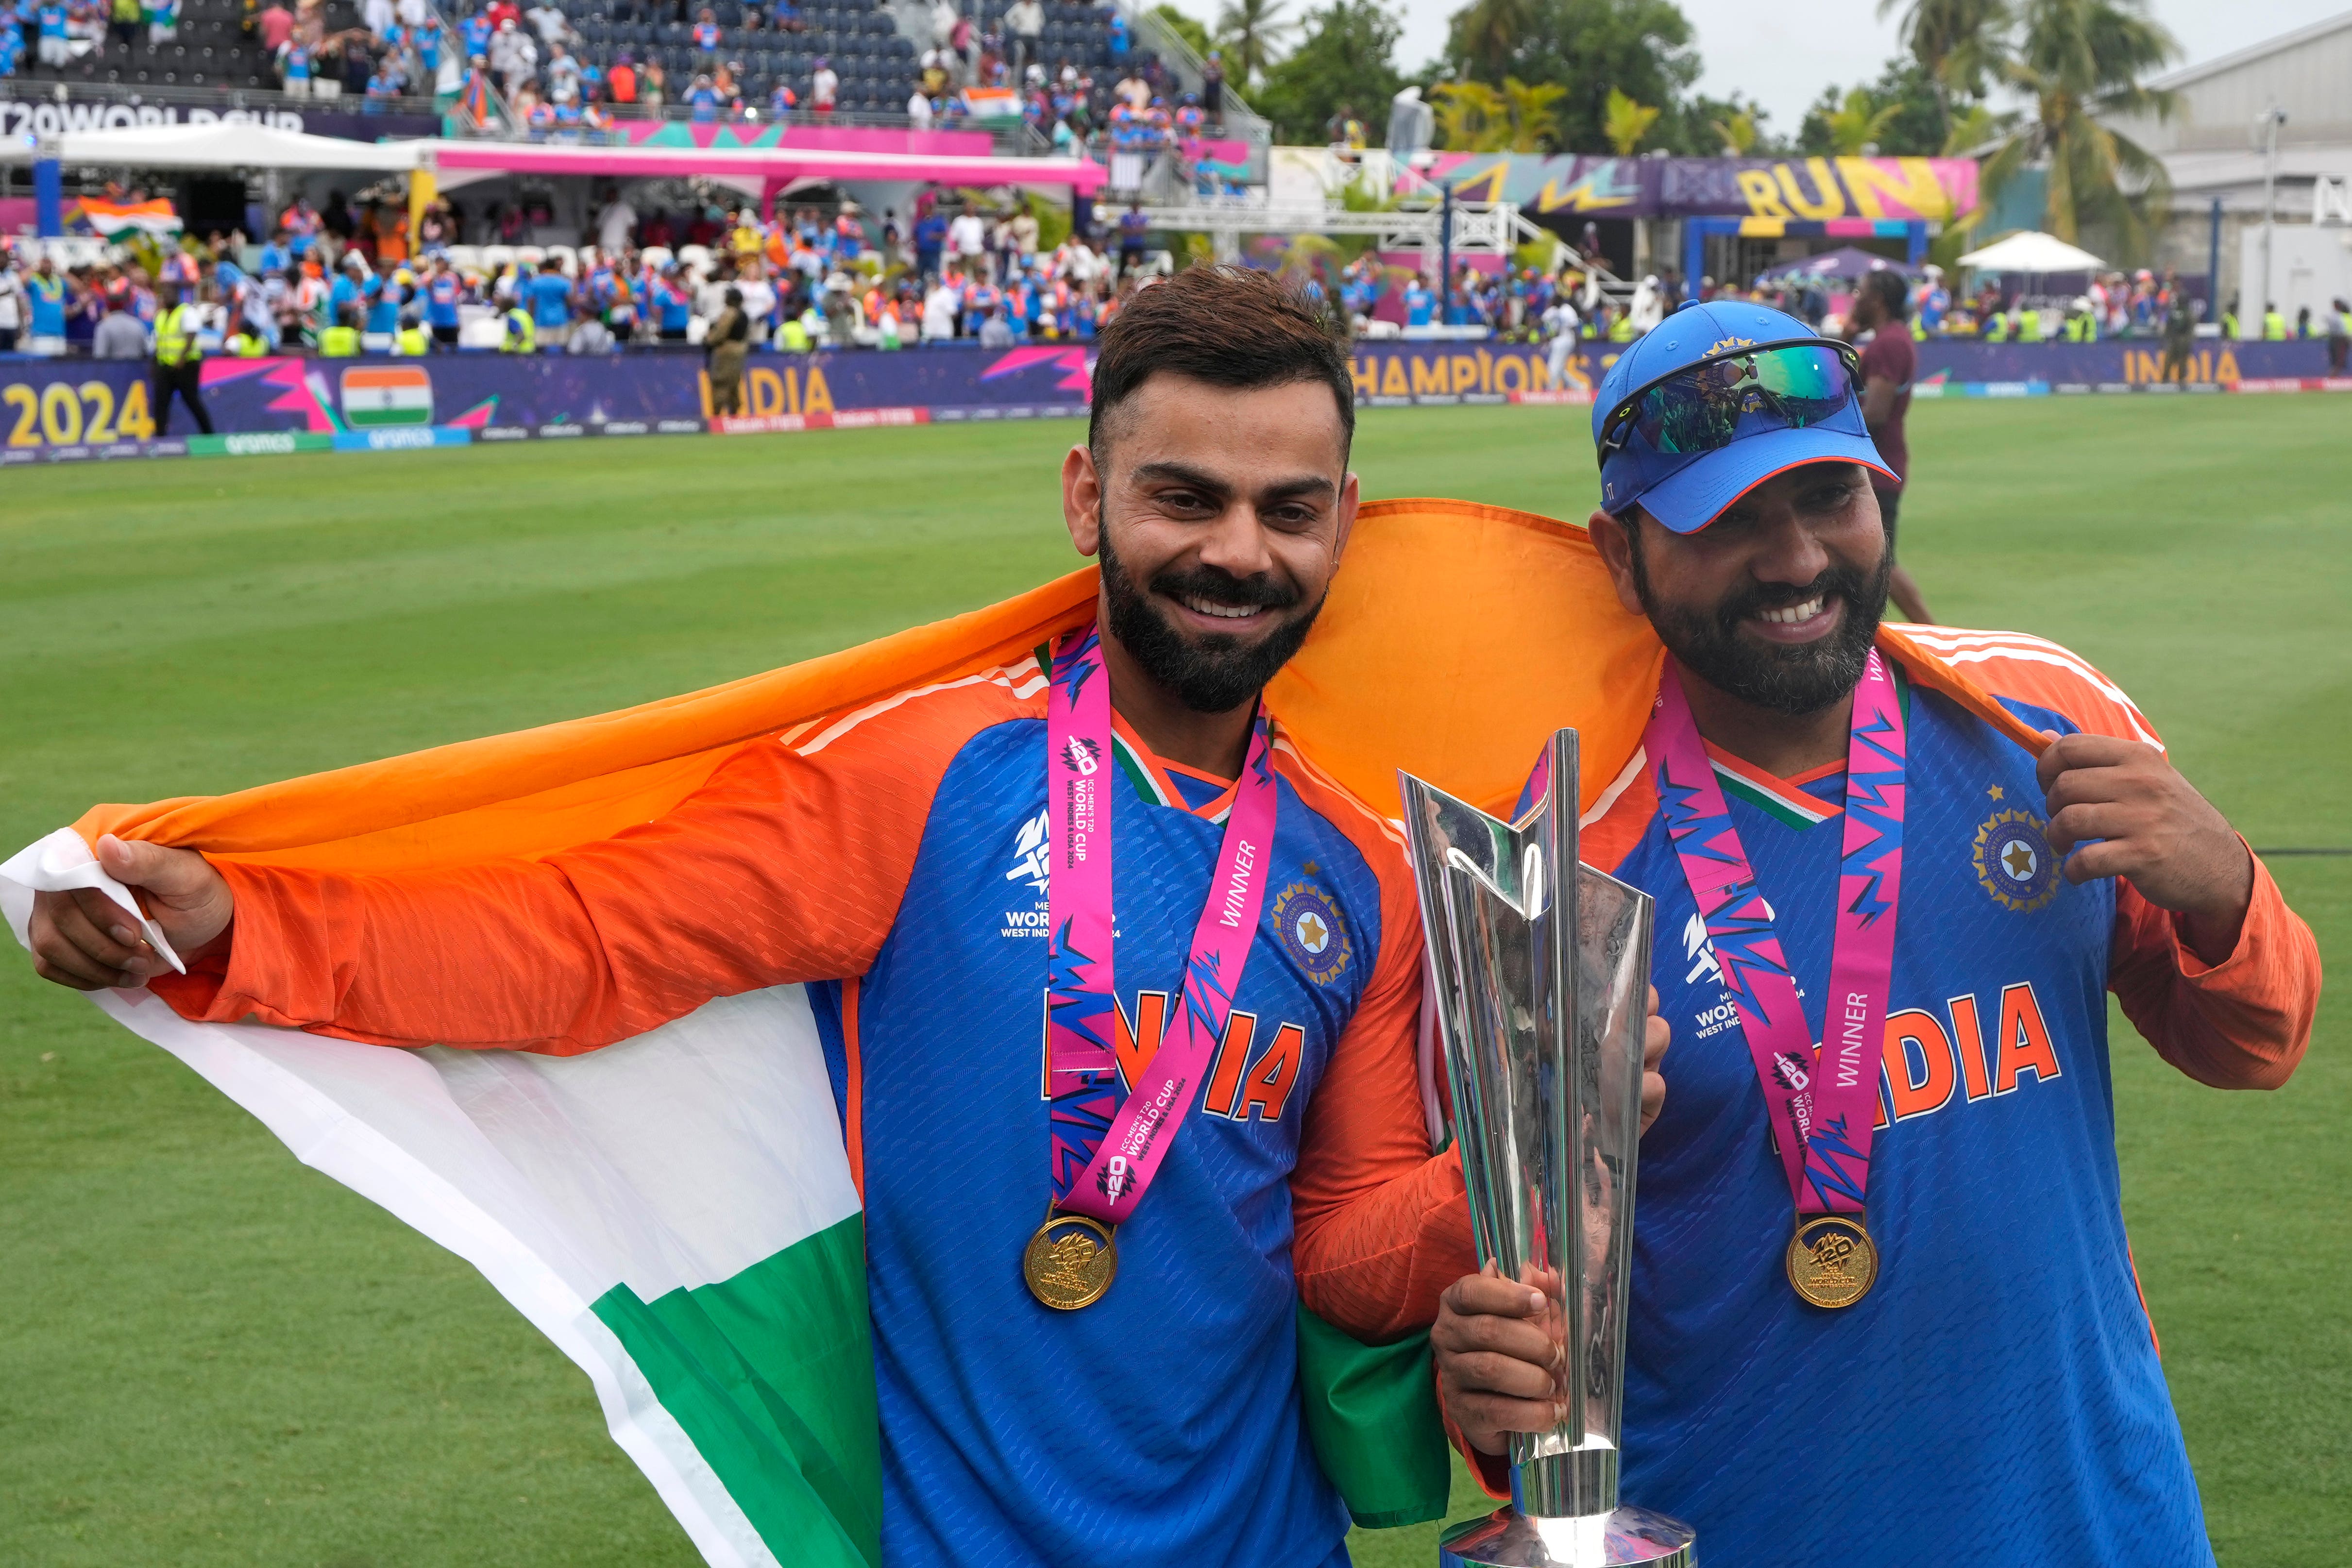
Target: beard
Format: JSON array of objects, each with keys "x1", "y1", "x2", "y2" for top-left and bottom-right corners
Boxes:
[
  {"x1": 1098, "y1": 524, "x2": 1327, "y2": 714},
  {"x1": 1626, "y1": 525, "x2": 1893, "y2": 718}
]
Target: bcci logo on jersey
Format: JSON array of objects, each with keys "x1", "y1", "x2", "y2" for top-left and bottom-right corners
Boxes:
[
  {"x1": 1271, "y1": 881, "x2": 1351, "y2": 985},
  {"x1": 1974, "y1": 808, "x2": 2059, "y2": 913}
]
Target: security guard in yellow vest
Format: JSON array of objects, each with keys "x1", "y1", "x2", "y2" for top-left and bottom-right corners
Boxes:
[
  {"x1": 1983, "y1": 309, "x2": 2010, "y2": 342},
  {"x1": 2263, "y1": 304, "x2": 2287, "y2": 340},
  {"x1": 151, "y1": 281, "x2": 216, "y2": 437},
  {"x1": 319, "y1": 304, "x2": 363, "y2": 357},
  {"x1": 396, "y1": 311, "x2": 431, "y2": 356},
  {"x1": 2015, "y1": 306, "x2": 2043, "y2": 342},
  {"x1": 501, "y1": 303, "x2": 537, "y2": 353},
  {"x1": 1607, "y1": 307, "x2": 1636, "y2": 342},
  {"x1": 226, "y1": 325, "x2": 271, "y2": 357}
]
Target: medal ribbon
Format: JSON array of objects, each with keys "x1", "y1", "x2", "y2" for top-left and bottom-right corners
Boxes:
[
  {"x1": 1646, "y1": 650, "x2": 1907, "y2": 1216},
  {"x1": 1043, "y1": 625, "x2": 1280, "y2": 1226}
]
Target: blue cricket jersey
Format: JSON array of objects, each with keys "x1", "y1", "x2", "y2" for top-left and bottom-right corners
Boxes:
[
  {"x1": 787, "y1": 665, "x2": 1421, "y2": 1566},
  {"x1": 1507, "y1": 633, "x2": 2234, "y2": 1565},
  {"x1": 160, "y1": 653, "x2": 1430, "y2": 1567}
]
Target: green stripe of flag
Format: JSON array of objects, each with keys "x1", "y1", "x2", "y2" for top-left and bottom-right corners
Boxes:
[{"x1": 591, "y1": 1212, "x2": 882, "y2": 1567}]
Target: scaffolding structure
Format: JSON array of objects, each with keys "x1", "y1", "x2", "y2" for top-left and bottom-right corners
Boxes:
[{"x1": 1132, "y1": 190, "x2": 1542, "y2": 272}]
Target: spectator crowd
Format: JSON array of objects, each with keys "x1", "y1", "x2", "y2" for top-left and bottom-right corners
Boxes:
[{"x1": 0, "y1": 181, "x2": 1181, "y2": 360}]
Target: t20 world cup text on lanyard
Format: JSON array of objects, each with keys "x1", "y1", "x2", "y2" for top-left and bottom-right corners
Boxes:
[
  {"x1": 1652, "y1": 650, "x2": 1906, "y2": 1307},
  {"x1": 1022, "y1": 626, "x2": 1280, "y2": 1311}
]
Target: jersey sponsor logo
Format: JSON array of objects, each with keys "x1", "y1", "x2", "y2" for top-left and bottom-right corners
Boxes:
[
  {"x1": 1271, "y1": 880, "x2": 1352, "y2": 986},
  {"x1": 1973, "y1": 807, "x2": 2060, "y2": 913}
]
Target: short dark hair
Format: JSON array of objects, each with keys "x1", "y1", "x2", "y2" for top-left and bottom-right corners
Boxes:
[
  {"x1": 1088, "y1": 266, "x2": 1354, "y2": 467},
  {"x1": 1862, "y1": 268, "x2": 1909, "y2": 320}
]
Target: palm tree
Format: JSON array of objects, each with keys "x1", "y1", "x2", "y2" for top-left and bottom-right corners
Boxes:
[
  {"x1": 1826, "y1": 87, "x2": 1903, "y2": 155},
  {"x1": 1447, "y1": 0, "x2": 1536, "y2": 85},
  {"x1": 1713, "y1": 108, "x2": 1758, "y2": 156},
  {"x1": 1500, "y1": 77, "x2": 1566, "y2": 152},
  {"x1": 1429, "y1": 80, "x2": 1507, "y2": 151},
  {"x1": 1429, "y1": 77, "x2": 1564, "y2": 152},
  {"x1": 1601, "y1": 86, "x2": 1659, "y2": 157},
  {"x1": 1977, "y1": 0, "x2": 2180, "y2": 253},
  {"x1": 1880, "y1": 0, "x2": 2012, "y2": 139},
  {"x1": 1213, "y1": 0, "x2": 1295, "y2": 86}
]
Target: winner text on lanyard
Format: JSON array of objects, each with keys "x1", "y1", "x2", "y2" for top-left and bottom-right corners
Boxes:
[
  {"x1": 1650, "y1": 649, "x2": 1907, "y2": 1309},
  {"x1": 1022, "y1": 625, "x2": 1280, "y2": 1311}
]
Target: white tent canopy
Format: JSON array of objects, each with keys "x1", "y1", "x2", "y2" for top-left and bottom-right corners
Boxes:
[
  {"x1": 1956, "y1": 230, "x2": 2108, "y2": 272},
  {"x1": 0, "y1": 121, "x2": 426, "y2": 172}
]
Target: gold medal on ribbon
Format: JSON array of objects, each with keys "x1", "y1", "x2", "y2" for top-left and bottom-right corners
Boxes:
[
  {"x1": 1022, "y1": 1213, "x2": 1118, "y2": 1310},
  {"x1": 1786, "y1": 1214, "x2": 1878, "y2": 1309}
]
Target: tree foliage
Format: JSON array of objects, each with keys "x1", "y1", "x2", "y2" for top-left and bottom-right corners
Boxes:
[
  {"x1": 1869, "y1": 0, "x2": 2180, "y2": 259},
  {"x1": 1254, "y1": 0, "x2": 1404, "y2": 145},
  {"x1": 1978, "y1": 0, "x2": 2180, "y2": 253},
  {"x1": 1438, "y1": 0, "x2": 1703, "y2": 153},
  {"x1": 1147, "y1": 2, "x2": 1213, "y2": 60},
  {"x1": 1601, "y1": 85, "x2": 1660, "y2": 155},
  {"x1": 1213, "y1": 0, "x2": 1297, "y2": 86},
  {"x1": 1428, "y1": 75, "x2": 1566, "y2": 152},
  {"x1": 1795, "y1": 60, "x2": 1945, "y2": 157},
  {"x1": 1880, "y1": 0, "x2": 2012, "y2": 108}
]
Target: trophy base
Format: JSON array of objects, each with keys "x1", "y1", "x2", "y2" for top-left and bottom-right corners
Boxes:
[{"x1": 1438, "y1": 1504, "x2": 1696, "y2": 1568}]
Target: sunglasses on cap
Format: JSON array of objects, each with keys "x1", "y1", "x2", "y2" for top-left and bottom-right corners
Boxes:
[{"x1": 1597, "y1": 337, "x2": 1862, "y2": 472}]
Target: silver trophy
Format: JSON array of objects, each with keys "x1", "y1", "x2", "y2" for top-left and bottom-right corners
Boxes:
[{"x1": 1399, "y1": 730, "x2": 1695, "y2": 1568}]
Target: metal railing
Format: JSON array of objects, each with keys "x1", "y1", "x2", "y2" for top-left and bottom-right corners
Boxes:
[{"x1": 1120, "y1": 0, "x2": 1268, "y2": 166}]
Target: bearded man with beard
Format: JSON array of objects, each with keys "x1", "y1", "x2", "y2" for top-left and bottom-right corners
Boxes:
[
  {"x1": 29, "y1": 266, "x2": 1678, "y2": 1568},
  {"x1": 1425, "y1": 302, "x2": 2319, "y2": 1567}
]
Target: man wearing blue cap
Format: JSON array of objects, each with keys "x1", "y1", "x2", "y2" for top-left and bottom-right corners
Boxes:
[{"x1": 1426, "y1": 300, "x2": 2319, "y2": 1566}]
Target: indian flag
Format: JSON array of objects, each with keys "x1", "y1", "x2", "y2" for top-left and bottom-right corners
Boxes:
[
  {"x1": 0, "y1": 502, "x2": 2037, "y2": 1565},
  {"x1": 342, "y1": 365, "x2": 434, "y2": 427},
  {"x1": 961, "y1": 85, "x2": 1021, "y2": 120},
  {"x1": 76, "y1": 196, "x2": 183, "y2": 241}
]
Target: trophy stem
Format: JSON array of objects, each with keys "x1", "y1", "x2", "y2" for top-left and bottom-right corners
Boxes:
[
  {"x1": 1517, "y1": 1441, "x2": 1617, "y2": 1520},
  {"x1": 1398, "y1": 733, "x2": 1692, "y2": 1568}
]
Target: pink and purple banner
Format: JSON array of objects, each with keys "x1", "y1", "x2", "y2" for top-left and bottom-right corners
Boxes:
[
  {"x1": 1415, "y1": 154, "x2": 1979, "y2": 222},
  {"x1": 0, "y1": 338, "x2": 2338, "y2": 465}
]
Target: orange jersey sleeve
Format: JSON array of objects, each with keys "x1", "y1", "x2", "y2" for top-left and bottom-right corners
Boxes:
[
  {"x1": 150, "y1": 674, "x2": 1042, "y2": 1053},
  {"x1": 1904, "y1": 627, "x2": 2319, "y2": 1090},
  {"x1": 1282, "y1": 743, "x2": 1480, "y2": 1345},
  {"x1": 2110, "y1": 849, "x2": 2317, "y2": 1089}
]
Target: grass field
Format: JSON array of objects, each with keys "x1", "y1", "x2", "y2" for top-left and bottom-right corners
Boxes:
[{"x1": 1, "y1": 398, "x2": 2344, "y2": 1567}]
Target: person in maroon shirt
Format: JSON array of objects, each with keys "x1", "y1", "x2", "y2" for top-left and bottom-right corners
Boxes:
[{"x1": 1847, "y1": 268, "x2": 1934, "y2": 623}]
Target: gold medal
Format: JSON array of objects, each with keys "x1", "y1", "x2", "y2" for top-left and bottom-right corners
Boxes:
[
  {"x1": 1022, "y1": 1213, "x2": 1118, "y2": 1310},
  {"x1": 1786, "y1": 1214, "x2": 1878, "y2": 1309}
]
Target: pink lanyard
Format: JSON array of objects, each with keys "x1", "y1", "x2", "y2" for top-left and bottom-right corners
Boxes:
[
  {"x1": 1647, "y1": 651, "x2": 1907, "y2": 1217},
  {"x1": 1042, "y1": 625, "x2": 1280, "y2": 1226}
]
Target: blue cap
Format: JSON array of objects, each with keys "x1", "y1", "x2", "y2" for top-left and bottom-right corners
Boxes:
[{"x1": 1593, "y1": 299, "x2": 1894, "y2": 534}]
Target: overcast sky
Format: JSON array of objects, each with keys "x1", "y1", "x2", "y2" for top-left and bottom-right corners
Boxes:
[{"x1": 1161, "y1": 0, "x2": 2349, "y2": 136}]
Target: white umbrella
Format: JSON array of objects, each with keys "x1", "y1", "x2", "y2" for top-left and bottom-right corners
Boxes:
[{"x1": 1955, "y1": 230, "x2": 2107, "y2": 272}]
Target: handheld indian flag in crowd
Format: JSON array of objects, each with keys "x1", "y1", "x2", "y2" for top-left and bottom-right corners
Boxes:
[
  {"x1": 0, "y1": 502, "x2": 2033, "y2": 1568},
  {"x1": 74, "y1": 196, "x2": 183, "y2": 242}
]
